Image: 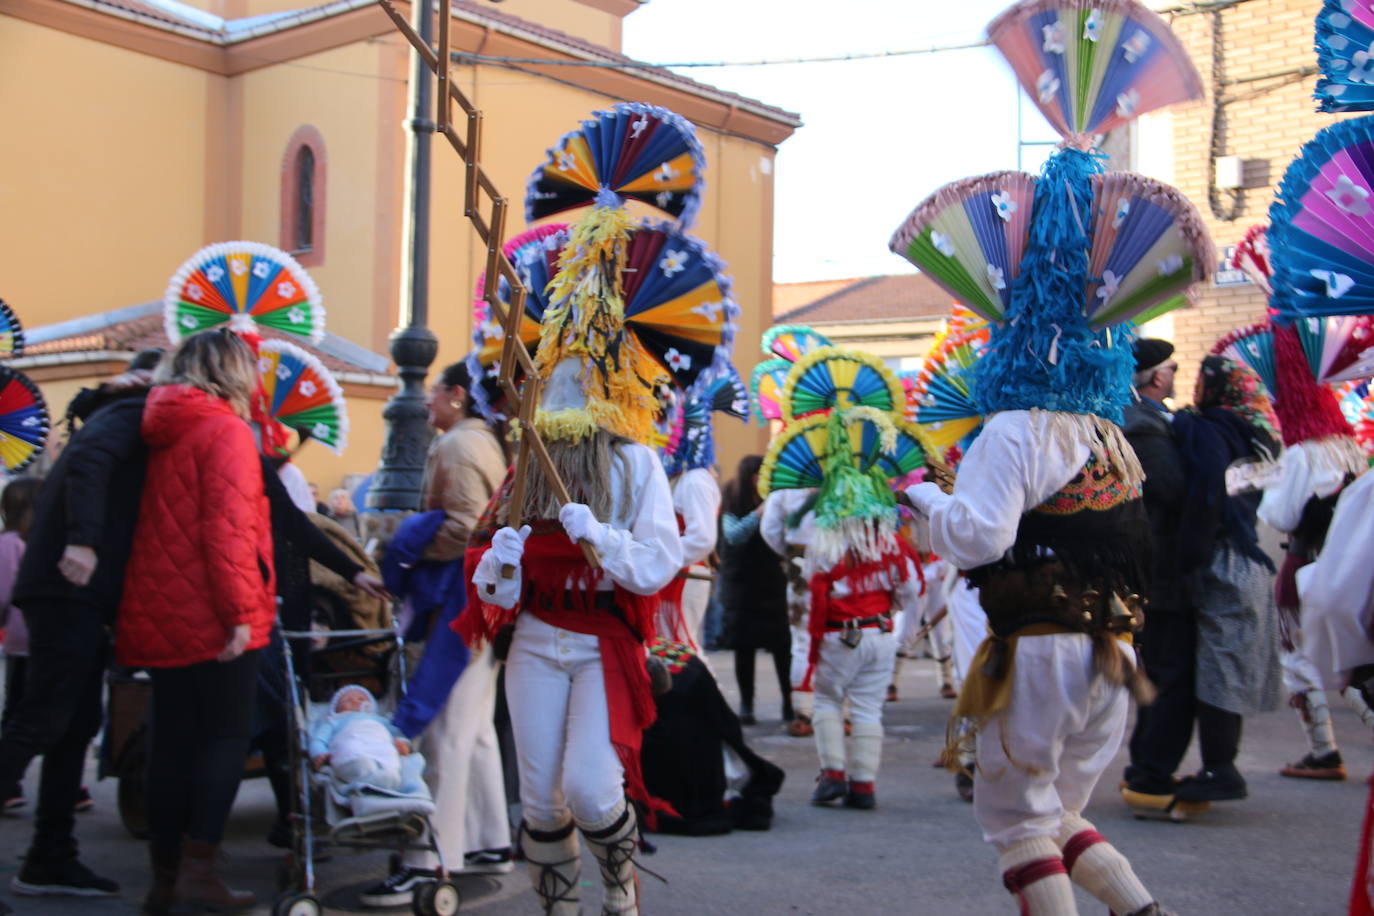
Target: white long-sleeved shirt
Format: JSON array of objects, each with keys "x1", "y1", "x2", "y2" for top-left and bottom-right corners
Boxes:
[
  {"x1": 1297, "y1": 470, "x2": 1374, "y2": 688},
  {"x1": 474, "y1": 442, "x2": 683, "y2": 609},
  {"x1": 904, "y1": 411, "x2": 1087, "y2": 571},
  {"x1": 759, "y1": 488, "x2": 816, "y2": 556},
  {"x1": 671, "y1": 467, "x2": 720, "y2": 567},
  {"x1": 1257, "y1": 437, "x2": 1364, "y2": 534}
]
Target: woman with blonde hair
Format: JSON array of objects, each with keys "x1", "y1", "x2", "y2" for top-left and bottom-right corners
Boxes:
[{"x1": 116, "y1": 328, "x2": 275, "y2": 913}]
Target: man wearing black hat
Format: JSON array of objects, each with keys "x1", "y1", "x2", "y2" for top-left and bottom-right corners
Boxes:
[{"x1": 1120, "y1": 339, "x2": 1199, "y2": 813}]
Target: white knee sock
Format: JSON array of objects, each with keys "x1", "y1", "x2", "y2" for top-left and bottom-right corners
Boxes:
[
  {"x1": 1295, "y1": 689, "x2": 1338, "y2": 756},
  {"x1": 846, "y1": 722, "x2": 883, "y2": 783},
  {"x1": 811, "y1": 709, "x2": 846, "y2": 773},
  {"x1": 998, "y1": 836, "x2": 1077, "y2": 915},
  {"x1": 522, "y1": 818, "x2": 580, "y2": 916},
  {"x1": 1055, "y1": 814, "x2": 1153, "y2": 915}
]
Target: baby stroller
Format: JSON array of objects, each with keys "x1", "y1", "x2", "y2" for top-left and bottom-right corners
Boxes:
[{"x1": 272, "y1": 619, "x2": 459, "y2": 916}]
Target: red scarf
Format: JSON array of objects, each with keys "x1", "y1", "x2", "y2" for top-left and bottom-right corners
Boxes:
[
  {"x1": 654, "y1": 512, "x2": 694, "y2": 646},
  {"x1": 458, "y1": 524, "x2": 672, "y2": 824},
  {"x1": 799, "y1": 540, "x2": 921, "y2": 690}
]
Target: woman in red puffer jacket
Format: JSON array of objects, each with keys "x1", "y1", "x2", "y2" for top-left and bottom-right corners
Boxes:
[{"x1": 116, "y1": 328, "x2": 273, "y2": 914}]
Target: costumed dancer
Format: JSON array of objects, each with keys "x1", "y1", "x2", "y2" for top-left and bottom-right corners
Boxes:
[
  {"x1": 889, "y1": 0, "x2": 1211, "y2": 909},
  {"x1": 462, "y1": 102, "x2": 735, "y2": 916},
  {"x1": 753, "y1": 326, "x2": 835, "y2": 737},
  {"x1": 656, "y1": 367, "x2": 749, "y2": 651},
  {"x1": 759, "y1": 345, "x2": 930, "y2": 810},
  {"x1": 890, "y1": 514, "x2": 959, "y2": 702}
]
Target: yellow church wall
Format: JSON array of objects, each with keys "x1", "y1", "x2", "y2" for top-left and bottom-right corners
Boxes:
[
  {"x1": 235, "y1": 41, "x2": 391, "y2": 353},
  {"x1": 0, "y1": 17, "x2": 209, "y2": 326}
]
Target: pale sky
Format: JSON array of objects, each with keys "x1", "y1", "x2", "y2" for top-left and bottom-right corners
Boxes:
[{"x1": 622, "y1": 0, "x2": 1060, "y2": 284}]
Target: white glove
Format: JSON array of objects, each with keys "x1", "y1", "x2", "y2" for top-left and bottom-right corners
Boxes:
[
  {"x1": 558, "y1": 503, "x2": 606, "y2": 550},
  {"x1": 490, "y1": 525, "x2": 532, "y2": 567}
]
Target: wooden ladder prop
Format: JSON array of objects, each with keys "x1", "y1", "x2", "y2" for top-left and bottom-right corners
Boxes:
[{"x1": 377, "y1": 0, "x2": 598, "y2": 574}]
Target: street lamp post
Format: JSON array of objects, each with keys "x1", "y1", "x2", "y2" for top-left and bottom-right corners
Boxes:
[{"x1": 367, "y1": 0, "x2": 438, "y2": 515}]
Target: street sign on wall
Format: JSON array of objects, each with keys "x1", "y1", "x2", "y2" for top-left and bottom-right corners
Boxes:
[{"x1": 1214, "y1": 244, "x2": 1250, "y2": 287}]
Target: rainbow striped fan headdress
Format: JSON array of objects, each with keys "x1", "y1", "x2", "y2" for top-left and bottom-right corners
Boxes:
[
  {"x1": 889, "y1": 0, "x2": 1212, "y2": 425},
  {"x1": 164, "y1": 242, "x2": 324, "y2": 344},
  {"x1": 520, "y1": 103, "x2": 738, "y2": 445},
  {"x1": 760, "y1": 346, "x2": 936, "y2": 566}
]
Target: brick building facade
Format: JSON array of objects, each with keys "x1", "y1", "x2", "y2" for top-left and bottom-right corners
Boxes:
[{"x1": 1157, "y1": 0, "x2": 1353, "y2": 399}]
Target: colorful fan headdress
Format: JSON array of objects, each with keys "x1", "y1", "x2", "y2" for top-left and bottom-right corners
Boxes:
[
  {"x1": 0, "y1": 366, "x2": 48, "y2": 472},
  {"x1": 1268, "y1": 117, "x2": 1374, "y2": 321},
  {"x1": 889, "y1": 0, "x2": 1209, "y2": 426},
  {"x1": 907, "y1": 307, "x2": 991, "y2": 456},
  {"x1": 1315, "y1": 0, "x2": 1374, "y2": 112},
  {"x1": 164, "y1": 242, "x2": 324, "y2": 344},
  {"x1": 749, "y1": 325, "x2": 834, "y2": 424},
  {"x1": 521, "y1": 104, "x2": 736, "y2": 445},
  {"x1": 256, "y1": 339, "x2": 349, "y2": 454},
  {"x1": 661, "y1": 363, "x2": 748, "y2": 477},
  {"x1": 0, "y1": 300, "x2": 25, "y2": 359},
  {"x1": 1338, "y1": 379, "x2": 1374, "y2": 458},
  {"x1": 760, "y1": 346, "x2": 935, "y2": 568}
]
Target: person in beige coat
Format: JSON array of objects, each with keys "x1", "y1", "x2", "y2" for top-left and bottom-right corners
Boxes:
[{"x1": 359, "y1": 361, "x2": 511, "y2": 907}]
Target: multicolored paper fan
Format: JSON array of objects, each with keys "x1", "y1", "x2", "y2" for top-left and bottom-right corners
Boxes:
[
  {"x1": 759, "y1": 411, "x2": 930, "y2": 497},
  {"x1": 1212, "y1": 324, "x2": 1278, "y2": 399},
  {"x1": 750, "y1": 358, "x2": 792, "y2": 424},
  {"x1": 0, "y1": 300, "x2": 25, "y2": 358},
  {"x1": 1316, "y1": 0, "x2": 1374, "y2": 112},
  {"x1": 762, "y1": 325, "x2": 833, "y2": 362},
  {"x1": 781, "y1": 347, "x2": 906, "y2": 421},
  {"x1": 665, "y1": 364, "x2": 748, "y2": 474},
  {"x1": 1269, "y1": 116, "x2": 1374, "y2": 320},
  {"x1": 1292, "y1": 313, "x2": 1374, "y2": 384},
  {"x1": 257, "y1": 339, "x2": 348, "y2": 454},
  {"x1": 618, "y1": 222, "x2": 737, "y2": 391},
  {"x1": 164, "y1": 241, "x2": 324, "y2": 344},
  {"x1": 525, "y1": 103, "x2": 706, "y2": 229},
  {"x1": 891, "y1": 169, "x2": 1210, "y2": 328},
  {"x1": 1338, "y1": 379, "x2": 1374, "y2": 456},
  {"x1": 1232, "y1": 224, "x2": 1273, "y2": 295},
  {"x1": 908, "y1": 324, "x2": 989, "y2": 452},
  {"x1": 986, "y1": 0, "x2": 1203, "y2": 142},
  {"x1": 889, "y1": 171, "x2": 1035, "y2": 324},
  {"x1": 0, "y1": 367, "x2": 48, "y2": 472}
]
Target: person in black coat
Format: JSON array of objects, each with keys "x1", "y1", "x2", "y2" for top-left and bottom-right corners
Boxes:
[
  {"x1": 1121, "y1": 339, "x2": 1197, "y2": 803},
  {"x1": 718, "y1": 456, "x2": 793, "y2": 725}
]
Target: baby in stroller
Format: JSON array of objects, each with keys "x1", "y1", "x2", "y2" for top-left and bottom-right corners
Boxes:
[{"x1": 311, "y1": 685, "x2": 418, "y2": 793}]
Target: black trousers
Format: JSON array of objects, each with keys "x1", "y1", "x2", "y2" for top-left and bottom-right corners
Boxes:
[
  {"x1": 147, "y1": 650, "x2": 261, "y2": 847},
  {"x1": 0, "y1": 599, "x2": 108, "y2": 864},
  {"x1": 733, "y1": 637, "x2": 791, "y2": 714}
]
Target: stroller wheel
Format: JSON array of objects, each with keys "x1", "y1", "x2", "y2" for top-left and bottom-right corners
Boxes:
[
  {"x1": 273, "y1": 893, "x2": 321, "y2": 916},
  {"x1": 413, "y1": 880, "x2": 461, "y2": 916}
]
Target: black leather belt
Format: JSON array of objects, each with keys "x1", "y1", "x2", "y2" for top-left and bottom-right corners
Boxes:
[{"x1": 825, "y1": 612, "x2": 893, "y2": 631}]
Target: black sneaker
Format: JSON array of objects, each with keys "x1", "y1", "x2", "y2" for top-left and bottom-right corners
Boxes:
[
  {"x1": 357, "y1": 866, "x2": 436, "y2": 908},
  {"x1": 810, "y1": 771, "x2": 847, "y2": 805},
  {"x1": 1280, "y1": 750, "x2": 1346, "y2": 780},
  {"x1": 459, "y1": 847, "x2": 514, "y2": 875},
  {"x1": 11, "y1": 857, "x2": 120, "y2": 897},
  {"x1": 1174, "y1": 765, "x2": 1247, "y2": 803},
  {"x1": 955, "y1": 770, "x2": 974, "y2": 803}
]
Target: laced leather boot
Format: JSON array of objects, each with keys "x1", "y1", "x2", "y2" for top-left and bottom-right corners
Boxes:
[{"x1": 172, "y1": 839, "x2": 255, "y2": 911}]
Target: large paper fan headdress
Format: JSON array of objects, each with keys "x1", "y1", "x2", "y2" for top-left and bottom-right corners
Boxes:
[
  {"x1": 0, "y1": 300, "x2": 25, "y2": 359},
  {"x1": 0, "y1": 366, "x2": 48, "y2": 472},
  {"x1": 1315, "y1": 0, "x2": 1374, "y2": 112},
  {"x1": 663, "y1": 363, "x2": 748, "y2": 476},
  {"x1": 256, "y1": 339, "x2": 349, "y2": 454},
  {"x1": 164, "y1": 241, "x2": 324, "y2": 344}
]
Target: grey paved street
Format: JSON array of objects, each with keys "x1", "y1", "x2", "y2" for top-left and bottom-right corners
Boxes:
[{"x1": 2, "y1": 652, "x2": 1369, "y2": 915}]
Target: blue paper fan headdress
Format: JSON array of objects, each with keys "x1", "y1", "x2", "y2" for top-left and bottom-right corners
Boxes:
[
  {"x1": 519, "y1": 103, "x2": 738, "y2": 445},
  {"x1": 888, "y1": 0, "x2": 1212, "y2": 429},
  {"x1": 661, "y1": 363, "x2": 748, "y2": 477}
]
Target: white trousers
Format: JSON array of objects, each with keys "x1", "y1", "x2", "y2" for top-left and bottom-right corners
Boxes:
[
  {"x1": 948, "y1": 582, "x2": 989, "y2": 688},
  {"x1": 812, "y1": 629, "x2": 897, "y2": 725},
  {"x1": 973, "y1": 633, "x2": 1130, "y2": 849},
  {"x1": 406, "y1": 644, "x2": 508, "y2": 868},
  {"x1": 505, "y1": 613, "x2": 624, "y2": 829}
]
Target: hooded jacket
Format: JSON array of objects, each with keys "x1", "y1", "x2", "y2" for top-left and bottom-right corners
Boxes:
[{"x1": 116, "y1": 385, "x2": 276, "y2": 668}]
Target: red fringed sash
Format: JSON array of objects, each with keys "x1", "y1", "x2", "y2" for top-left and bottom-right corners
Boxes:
[
  {"x1": 457, "y1": 527, "x2": 673, "y2": 824},
  {"x1": 654, "y1": 512, "x2": 693, "y2": 646},
  {"x1": 798, "y1": 540, "x2": 922, "y2": 691}
]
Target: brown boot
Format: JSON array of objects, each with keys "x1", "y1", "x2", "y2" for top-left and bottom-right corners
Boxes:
[
  {"x1": 143, "y1": 843, "x2": 180, "y2": 915},
  {"x1": 172, "y1": 839, "x2": 256, "y2": 911}
]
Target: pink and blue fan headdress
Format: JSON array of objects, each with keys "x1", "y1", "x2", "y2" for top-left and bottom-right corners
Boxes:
[
  {"x1": 163, "y1": 241, "x2": 324, "y2": 344},
  {"x1": 466, "y1": 224, "x2": 570, "y2": 420},
  {"x1": 1268, "y1": 117, "x2": 1374, "y2": 321},
  {"x1": 749, "y1": 326, "x2": 833, "y2": 425},
  {"x1": 1315, "y1": 0, "x2": 1374, "y2": 112},
  {"x1": 662, "y1": 363, "x2": 748, "y2": 476},
  {"x1": 889, "y1": 0, "x2": 1209, "y2": 425}
]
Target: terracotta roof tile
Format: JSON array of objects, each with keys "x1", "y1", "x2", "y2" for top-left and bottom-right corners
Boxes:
[
  {"x1": 26, "y1": 313, "x2": 380, "y2": 375},
  {"x1": 774, "y1": 274, "x2": 955, "y2": 325}
]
